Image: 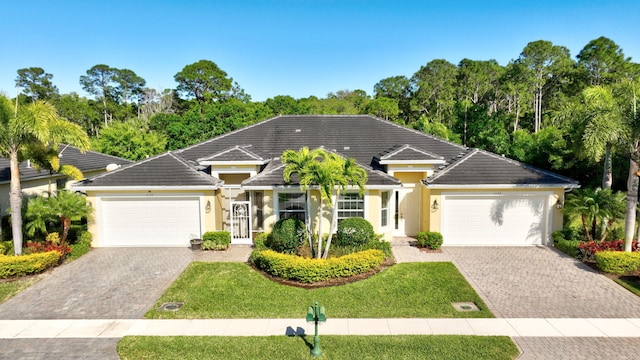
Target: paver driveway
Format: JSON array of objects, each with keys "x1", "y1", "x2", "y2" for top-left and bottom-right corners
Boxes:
[
  {"x1": 0, "y1": 247, "x2": 193, "y2": 319},
  {"x1": 444, "y1": 246, "x2": 640, "y2": 318}
]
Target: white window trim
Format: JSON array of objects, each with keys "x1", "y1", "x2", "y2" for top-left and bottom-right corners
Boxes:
[{"x1": 274, "y1": 190, "x2": 307, "y2": 221}]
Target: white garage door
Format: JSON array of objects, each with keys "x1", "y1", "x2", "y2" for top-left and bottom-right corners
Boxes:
[
  {"x1": 100, "y1": 197, "x2": 202, "y2": 247},
  {"x1": 441, "y1": 193, "x2": 550, "y2": 246}
]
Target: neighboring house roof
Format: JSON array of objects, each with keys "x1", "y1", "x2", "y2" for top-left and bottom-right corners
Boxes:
[
  {"x1": 74, "y1": 152, "x2": 222, "y2": 189},
  {"x1": 424, "y1": 148, "x2": 580, "y2": 188},
  {"x1": 0, "y1": 144, "x2": 132, "y2": 184}
]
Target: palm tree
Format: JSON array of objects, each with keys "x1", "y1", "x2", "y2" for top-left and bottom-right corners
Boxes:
[
  {"x1": 564, "y1": 188, "x2": 625, "y2": 241},
  {"x1": 0, "y1": 96, "x2": 89, "y2": 255},
  {"x1": 323, "y1": 157, "x2": 367, "y2": 259},
  {"x1": 282, "y1": 147, "x2": 323, "y2": 257},
  {"x1": 24, "y1": 144, "x2": 84, "y2": 194},
  {"x1": 24, "y1": 190, "x2": 89, "y2": 245},
  {"x1": 581, "y1": 86, "x2": 629, "y2": 189}
]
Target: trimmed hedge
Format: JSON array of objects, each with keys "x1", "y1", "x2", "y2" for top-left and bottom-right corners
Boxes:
[
  {"x1": 69, "y1": 231, "x2": 92, "y2": 260},
  {"x1": 551, "y1": 230, "x2": 581, "y2": 258},
  {"x1": 336, "y1": 218, "x2": 375, "y2": 247},
  {"x1": 595, "y1": 251, "x2": 640, "y2": 275},
  {"x1": 251, "y1": 249, "x2": 385, "y2": 283},
  {"x1": 0, "y1": 251, "x2": 61, "y2": 278},
  {"x1": 265, "y1": 218, "x2": 305, "y2": 254},
  {"x1": 416, "y1": 231, "x2": 443, "y2": 250},
  {"x1": 202, "y1": 231, "x2": 231, "y2": 250}
]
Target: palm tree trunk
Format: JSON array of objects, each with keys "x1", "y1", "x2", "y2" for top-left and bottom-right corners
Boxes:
[
  {"x1": 317, "y1": 197, "x2": 323, "y2": 259},
  {"x1": 627, "y1": 157, "x2": 640, "y2": 252},
  {"x1": 305, "y1": 190, "x2": 314, "y2": 258},
  {"x1": 603, "y1": 144, "x2": 613, "y2": 189},
  {"x1": 323, "y1": 190, "x2": 340, "y2": 259},
  {"x1": 9, "y1": 151, "x2": 23, "y2": 255}
]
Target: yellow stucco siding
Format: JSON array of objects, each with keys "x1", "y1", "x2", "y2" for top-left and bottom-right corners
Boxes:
[{"x1": 218, "y1": 173, "x2": 250, "y2": 185}]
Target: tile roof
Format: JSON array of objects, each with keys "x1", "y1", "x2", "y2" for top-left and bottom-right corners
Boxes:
[
  {"x1": 176, "y1": 115, "x2": 467, "y2": 167},
  {"x1": 376, "y1": 144, "x2": 444, "y2": 162},
  {"x1": 0, "y1": 144, "x2": 132, "y2": 183},
  {"x1": 424, "y1": 149, "x2": 580, "y2": 187},
  {"x1": 198, "y1": 145, "x2": 265, "y2": 163},
  {"x1": 75, "y1": 152, "x2": 221, "y2": 188}
]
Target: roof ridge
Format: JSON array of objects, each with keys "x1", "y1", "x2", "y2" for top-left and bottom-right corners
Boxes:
[
  {"x1": 175, "y1": 115, "x2": 283, "y2": 154},
  {"x1": 198, "y1": 144, "x2": 264, "y2": 162},
  {"x1": 369, "y1": 116, "x2": 467, "y2": 151},
  {"x1": 425, "y1": 148, "x2": 476, "y2": 183},
  {"x1": 168, "y1": 152, "x2": 222, "y2": 184},
  {"x1": 57, "y1": 144, "x2": 132, "y2": 163},
  {"x1": 241, "y1": 160, "x2": 285, "y2": 185},
  {"x1": 381, "y1": 143, "x2": 444, "y2": 160},
  {"x1": 475, "y1": 149, "x2": 580, "y2": 184}
]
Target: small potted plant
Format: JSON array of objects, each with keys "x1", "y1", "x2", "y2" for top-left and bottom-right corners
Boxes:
[{"x1": 189, "y1": 234, "x2": 203, "y2": 251}]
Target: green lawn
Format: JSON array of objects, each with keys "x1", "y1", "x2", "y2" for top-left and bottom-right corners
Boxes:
[
  {"x1": 118, "y1": 335, "x2": 518, "y2": 360},
  {"x1": 146, "y1": 262, "x2": 492, "y2": 319},
  {"x1": 0, "y1": 278, "x2": 37, "y2": 303},
  {"x1": 615, "y1": 276, "x2": 640, "y2": 297}
]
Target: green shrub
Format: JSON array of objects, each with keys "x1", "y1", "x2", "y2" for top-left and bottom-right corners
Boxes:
[
  {"x1": 0, "y1": 241, "x2": 14, "y2": 255},
  {"x1": 69, "y1": 231, "x2": 92, "y2": 260},
  {"x1": 251, "y1": 248, "x2": 385, "y2": 283},
  {"x1": 0, "y1": 251, "x2": 61, "y2": 278},
  {"x1": 336, "y1": 218, "x2": 375, "y2": 247},
  {"x1": 329, "y1": 236, "x2": 392, "y2": 259},
  {"x1": 202, "y1": 231, "x2": 231, "y2": 250},
  {"x1": 265, "y1": 218, "x2": 305, "y2": 254},
  {"x1": 416, "y1": 232, "x2": 443, "y2": 250},
  {"x1": 595, "y1": 251, "x2": 640, "y2": 274}
]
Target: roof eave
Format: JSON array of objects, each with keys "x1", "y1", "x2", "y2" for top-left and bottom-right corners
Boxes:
[
  {"x1": 379, "y1": 160, "x2": 445, "y2": 165},
  {"x1": 200, "y1": 160, "x2": 266, "y2": 166},
  {"x1": 72, "y1": 185, "x2": 222, "y2": 191},
  {"x1": 423, "y1": 183, "x2": 581, "y2": 189}
]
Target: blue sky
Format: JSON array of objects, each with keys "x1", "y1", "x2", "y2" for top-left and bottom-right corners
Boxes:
[{"x1": 1, "y1": 0, "x2": 639, "y2": 101}]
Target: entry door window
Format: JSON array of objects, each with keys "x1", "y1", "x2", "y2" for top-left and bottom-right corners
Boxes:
[
  {"x1": 381, "y1": 191, "x2": 390, "y2": 228},
  {"x1": 278, "y1": 193, "x2": 306, "y2": 221}
]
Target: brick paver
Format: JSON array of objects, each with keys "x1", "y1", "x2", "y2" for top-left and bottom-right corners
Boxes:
[
  {"x1": 443, "y1": 246, "x2": 640, "y2": 318},
  {"x1": 0, "y1": 339, "x2": 118, "y2": 360},
  {"x1": 514, "y1": 337, "x2": 640, "y2": 360},
  {"x1": 0, "y1": 247, "x2": 193, "y2": 319}
]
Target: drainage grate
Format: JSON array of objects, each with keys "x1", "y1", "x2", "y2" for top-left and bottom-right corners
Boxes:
[
  {"x1": 159, "y1": 302, "x2": 184, "y2": 311},
  {"x1": 451, "y1": 302, "x2": 479, "y2": 312}
]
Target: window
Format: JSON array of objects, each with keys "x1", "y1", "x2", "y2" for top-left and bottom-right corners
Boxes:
[
  {"x1": 338, "y1": 193, "x2": 364, "y2": 220},
  {"x1": 251, "y1": 191, "x2": 264, "y2": 230},
  {"x1": 278, "y1": 193, "x2": 306, "y2": 221},
  {"x1": 380, "y1": 191, "x2": 389, "y2": 227}
]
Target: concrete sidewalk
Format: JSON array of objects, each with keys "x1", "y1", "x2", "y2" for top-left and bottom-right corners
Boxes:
[{"x1": 3, "y1": 318, "x2": 640, "y2": 339}]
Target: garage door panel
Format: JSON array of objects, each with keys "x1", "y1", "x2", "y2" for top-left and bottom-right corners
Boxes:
[
  {"x1": 441, "y1": 194, "x2": 548, "y2": 246},
  {"x1": 100, "y1": 197, "x2": 201, "y2": 247}
]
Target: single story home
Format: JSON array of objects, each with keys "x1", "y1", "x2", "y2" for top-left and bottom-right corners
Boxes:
[
  {"x1": 0, "y1": 144, "x2": 132, "y2": 215},
  {"x1": 73, "y1": 115, "x2": 579, "y2": 247}
]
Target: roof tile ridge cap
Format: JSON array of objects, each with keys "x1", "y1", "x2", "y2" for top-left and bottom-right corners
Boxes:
[
  {"x1": 370, "y1": 116, "x2": 467, "y2": 150},
  {"x1": 476, "y1": 149, "x2": 580, "y2": 184},
  {"x1": 426, "y1": 148, "x2": 476, "y2": 182},
  {"x1": 245, "y1": 160, "x2": 285, "y2": 181},
  {"x1": 85, "y1": 151, "x2": 171, "y2": 181},
  {"x1": 175, "y1": 115, "x2": 282, "y2": 154},
  {"x1": 199, "y1": 145, "x2": 262, "y2": 161},
  {"x1": 168, "y1": 152, "x2": 221, "y2": 183},
  {"x1": 383, "y1": 144, "x2": 444, "y2": 160}
]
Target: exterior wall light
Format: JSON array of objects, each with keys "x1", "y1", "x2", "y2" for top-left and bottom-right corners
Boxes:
[
  {"x1": 205, "y1": 200, "x2": 211, "y2": 213},
  {"x1": 556, "y1": 200, "x2": 563, "y2": 209},
  {"x1": 431, "y1": 199, "x2": 439, "y2": 211}
]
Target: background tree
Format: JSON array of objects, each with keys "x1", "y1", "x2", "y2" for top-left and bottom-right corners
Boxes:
[
  {"x1": 516, "y1": 40, "x2": 573, "y2": 132},
  {"x1": 364, "y1": 97, "x2": 400, "y2": 121},
  {"x1": 80, "y1": 64, "x2": 118, "y2": 126},
  {"x1": 15, "y1": 67, "x2": 59, "y2": 102},
  {"x1": 0, "y1": 96, "x2": 89, "y2": 255},
  {"x1": 577, "y1": 36, "x2": 628, "y2": 86},
  {"x1": 174, "y1": 60, "x2": 234, "y2": 104},
  {"x1": 410, "y1": 59, "x2": 458, "y2": 127},
  {"x1": 92, "y1": 121, "x2": 167, "y2": 160},
  {"x1": 113, "y1": 68, "x2": 146, "y2": 105}
]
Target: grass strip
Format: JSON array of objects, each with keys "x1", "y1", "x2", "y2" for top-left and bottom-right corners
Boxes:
[
  {"x1": 118, "y1": 335, "x2": 519, "y2": 360},
  {"x1": 146, "y1": 262, "x2": 492, "y2": 319}
]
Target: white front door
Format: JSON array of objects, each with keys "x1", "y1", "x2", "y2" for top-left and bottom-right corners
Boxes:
[
  {"x1": 394, "y1": 185, "x2": 421, "y2": 236},
  {"x1": 231, "y1": 201, "x2": 252, "y2": 244}
]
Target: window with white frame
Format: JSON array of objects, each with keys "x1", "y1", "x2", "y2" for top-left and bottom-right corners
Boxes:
[
  {"x1": 338, "y1": 192, "x2": 364, "y2": 220},
  {"x1": 278, "y1": 192, "x2": 306, "y2": 221},
  {"x1": 380, "y1": 191, "x2": 389, "y2": 227},
  {"x1": 251, "y1": 191, "x2": 264, "y2": 230}
]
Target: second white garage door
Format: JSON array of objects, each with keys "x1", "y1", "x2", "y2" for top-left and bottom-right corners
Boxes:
[
  {"x1": 99, "y1": 196, "x2": 202, "y2": 247},
  {"x1": 441, "y1": 193, "x2": 550, "y2": 246}
]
